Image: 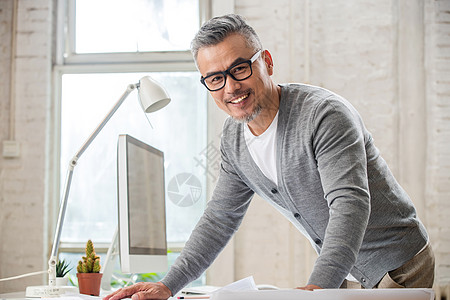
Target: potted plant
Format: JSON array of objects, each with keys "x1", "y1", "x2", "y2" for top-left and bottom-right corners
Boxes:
[
  {"x1": 77, "y1": 239, "x2": 102, "y2": 296},
  {"x1": 56, "y1": 258, "x2": 73, "y2": 286}
]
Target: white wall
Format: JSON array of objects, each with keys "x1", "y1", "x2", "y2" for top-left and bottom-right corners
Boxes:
[
  {"x1": 424, "y1": 0, "x2": 450, "y2": 290},
  {"x1": 0, "y1": 0, "x2": 449, "y2": 294},
  {"x1": 0, "y1": 0, "x2": 54, "y2": 293}
]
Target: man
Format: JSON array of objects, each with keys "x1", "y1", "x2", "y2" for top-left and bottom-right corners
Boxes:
[{"x1": 105, "y1": 14, "x2": 434, "y2": 300}]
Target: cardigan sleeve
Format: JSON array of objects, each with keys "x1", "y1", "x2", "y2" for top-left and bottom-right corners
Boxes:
[
  {"x1": 307, "y1": 98, "x2": 371, "y2": 288},
  {"x1": 161, "y1": 137, "x2": 255, "y2": 295}
]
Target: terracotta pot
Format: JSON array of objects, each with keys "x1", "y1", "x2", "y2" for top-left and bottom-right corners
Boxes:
[{"x1": 77, "y1": 273, "x2": 103, "y2": 296}]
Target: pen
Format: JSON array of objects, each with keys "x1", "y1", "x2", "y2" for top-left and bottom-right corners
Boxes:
[{"x1": 177, "y1": 296, "x2": 210, "y2": 299}]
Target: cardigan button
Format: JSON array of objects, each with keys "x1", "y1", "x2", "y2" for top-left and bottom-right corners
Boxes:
[
  {"x1": 294, "y1": 213, "x2": 300, "y2": 219},
  {"x1": 314, "y1": 238, "x2": 322, "y2": 245},
  {"x1": 271, "y1": 188, "x2": 278, "y2": 194}
]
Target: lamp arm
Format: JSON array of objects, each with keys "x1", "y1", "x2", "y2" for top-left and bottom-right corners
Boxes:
[
  {"x1": 47, "y1": 83, "x2": 137, "y2": 286},
  {"x1": 73, "y1": 83, "x2": 138, "y2": 160}
]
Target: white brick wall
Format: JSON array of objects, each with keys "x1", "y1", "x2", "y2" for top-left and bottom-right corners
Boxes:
[
  {"x1": 425, "y1": 0, "x2": 450, "y2": 289},
  {"x1": 0, "y1": 2, "x2": 12, "y2": 143},
  {"x1": 0, "y1": 0, "x2": 53, "y2": 293},
  {"x1": 0, "y1": 0, "x2": 448, "y2": 293}
]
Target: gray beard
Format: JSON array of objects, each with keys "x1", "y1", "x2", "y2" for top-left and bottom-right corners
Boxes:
[{"x1": 232, "y1": 104, "x2": 262, "y2": 124}]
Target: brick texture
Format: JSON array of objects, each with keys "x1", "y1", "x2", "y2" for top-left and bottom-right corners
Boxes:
[
  {"x1": 425, "y1": 0, "x2": 450, "y2": 288},
  {"x1": 0, "y1": 0, "x2": 53, "y2": 293}
]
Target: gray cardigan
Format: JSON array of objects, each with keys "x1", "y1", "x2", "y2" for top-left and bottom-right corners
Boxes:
[{"x1": 161, "y1": 83, "x2": 428, "y2": 293}]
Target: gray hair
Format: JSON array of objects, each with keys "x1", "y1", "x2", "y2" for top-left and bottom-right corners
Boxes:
[{"x1": 191, "y1": 14, "x2": 263, "y2": 64}]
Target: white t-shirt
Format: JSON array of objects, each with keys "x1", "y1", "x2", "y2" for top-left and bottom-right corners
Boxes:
[
  {"x1": 244, "y1": 111, "x2": 359, "y2": 284},
  {"x1": 244, "y1": 112, "x2": 279, "y2": 185}
]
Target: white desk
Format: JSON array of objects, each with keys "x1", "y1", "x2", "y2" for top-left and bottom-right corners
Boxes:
[
  {"x1": 1, "y1": 289, "x2": 435, "y2": 300},
  {"x1": 0, "y1": 291, "x2": 204, "y2": 300},
  {"x1": 0, "y1": 292, "x2": 27, "y2": 300},
  {"x1": 209, "y1": 289, "x2": 435, "y2": 300}
]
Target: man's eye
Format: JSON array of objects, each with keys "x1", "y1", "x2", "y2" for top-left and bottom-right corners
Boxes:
[
  {"x1": 231, "y1": 64, "x2": 248, "y2": 74},
  {"x1": 209, "y1": 75, "x2": 224, "y2": 83}
]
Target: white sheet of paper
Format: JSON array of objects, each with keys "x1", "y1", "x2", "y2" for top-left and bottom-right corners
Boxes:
[{"x1": 214, "y1": 276, "x2": 258, "y2": 293}]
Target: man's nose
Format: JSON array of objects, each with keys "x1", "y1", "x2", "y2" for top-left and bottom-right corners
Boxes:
[{"x1": 223, "y1": 75, "x2": 241, "y2": 93}]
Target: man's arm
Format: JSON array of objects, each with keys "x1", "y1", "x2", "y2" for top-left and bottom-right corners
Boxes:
[
  {"x1": 160, "y1": 144, "x2": 255, "y2": 295},
  {"x1": 307, "y1": 98, "x2": 371, "y2": 288}
]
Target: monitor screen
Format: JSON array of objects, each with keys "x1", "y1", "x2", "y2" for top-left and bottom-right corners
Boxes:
[{"x1": 117, "y1": 134, "x2": 168, "y2": 274}]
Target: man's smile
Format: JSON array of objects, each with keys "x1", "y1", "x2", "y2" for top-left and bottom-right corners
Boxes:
[{"x1": 227, "y1": 91, "x2": 251, "y2": 105}]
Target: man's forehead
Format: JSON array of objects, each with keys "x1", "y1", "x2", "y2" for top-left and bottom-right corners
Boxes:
[{"x1": 197, "y1": 35, "x2": 253, "y2": 73}]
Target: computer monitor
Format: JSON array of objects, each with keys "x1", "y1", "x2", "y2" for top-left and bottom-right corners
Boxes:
[{"x1": 117, "y1": 134, "x2": 168, "y2": 274}]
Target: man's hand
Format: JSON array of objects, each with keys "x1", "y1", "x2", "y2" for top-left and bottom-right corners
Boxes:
[
  {"x1": 295, "y1": 284, "x2": 322, "y2": 291},
  {"x1": 103, "y1": 282, "x2": 172, "y2": 300}
]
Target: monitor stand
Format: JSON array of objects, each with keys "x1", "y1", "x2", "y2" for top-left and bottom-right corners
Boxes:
[
  {"x1": 101, "y1": 228, "x2": 119, "y2": 291},
  {"x1": 101, "y1": 227, "x2": 139, "y2": 293}
]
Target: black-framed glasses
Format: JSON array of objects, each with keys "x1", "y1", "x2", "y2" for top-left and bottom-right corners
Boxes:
[{"x1": 200, "y1": 50, "x2": 262, "y2": 91}]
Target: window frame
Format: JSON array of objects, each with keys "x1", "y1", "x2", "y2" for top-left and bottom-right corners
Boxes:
[
  {"x1": 51, "y1": 0, "x2": 211, "y2": 254},
  {"x1": 53, "y1": 62, "x2": 201, "y2": 252},
  {"x1": 60, "y1": 0, "x2": 210, "y2": 65}
]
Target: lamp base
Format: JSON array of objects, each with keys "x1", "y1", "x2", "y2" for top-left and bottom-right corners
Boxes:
[{"x1": 25, "y1": 285, "x2": 74, "y2": 298}]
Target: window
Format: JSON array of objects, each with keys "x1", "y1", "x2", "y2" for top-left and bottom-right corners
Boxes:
[
  {"x1": 74, "y1": 0, "x2": 199, "y2": 53},
  {"x1": 54, "y1": 0, "x2": 210, "y2": 287}
]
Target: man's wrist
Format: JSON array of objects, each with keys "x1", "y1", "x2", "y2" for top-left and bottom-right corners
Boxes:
[{"x1": 156, "y1": 282, "x2": 173, "y2": 297}]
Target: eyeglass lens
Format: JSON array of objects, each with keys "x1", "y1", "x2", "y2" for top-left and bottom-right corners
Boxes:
[{"x1": 204, "y1": 61, "x2": 252, "y2": 91}]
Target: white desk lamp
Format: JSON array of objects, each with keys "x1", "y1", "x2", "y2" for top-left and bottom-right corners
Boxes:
[{"x1": 26, "y1": 76, "x2": 170, "y2": 297}]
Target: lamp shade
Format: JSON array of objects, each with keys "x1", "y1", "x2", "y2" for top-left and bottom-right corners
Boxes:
[{"x1": 138, "y1": 76, "x2": 171, "y2": 113}]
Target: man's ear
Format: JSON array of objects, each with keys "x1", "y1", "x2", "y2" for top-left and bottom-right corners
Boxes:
[{"x1": 263, "y1": 50, "x2": 274, "y2": 75}]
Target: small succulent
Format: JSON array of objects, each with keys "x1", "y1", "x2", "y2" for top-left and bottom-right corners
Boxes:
[
  {"x1": 77, "y1": 239, "x2": 101, "y2": 273},
  {"x1": 56, "y1": 259, "x2": 72, "y2": 277}
]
